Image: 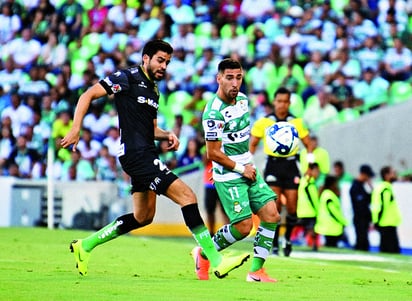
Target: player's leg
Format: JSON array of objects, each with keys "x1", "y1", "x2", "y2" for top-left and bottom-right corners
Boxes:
[
  {"x1": 165, "y1": 178, "x2": 223, "y2": 266},
  {"x1": 246, "y1": 176, "x2": 280, "y2": 282},
  {"x1": 205, "y1": 187, "x2": 218, "y2": 235},
  {"x1": 70, "y1": 190, "x2": 153, "y2": 276},
  {"x1": 283, "y1": 188, "x2": 298, "y2": 256},
  {"x1": 270, "y1": 186, "x2": 283, "y2": 255}
]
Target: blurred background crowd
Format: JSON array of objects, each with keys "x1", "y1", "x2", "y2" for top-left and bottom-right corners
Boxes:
[{"x1": 1, "y1": 0, "x2": 412, "y2": 196}]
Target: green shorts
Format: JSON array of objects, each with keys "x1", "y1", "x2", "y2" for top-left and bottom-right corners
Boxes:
[{"x1": 214, "y1": 172, "x2": 277, "y2": 224}]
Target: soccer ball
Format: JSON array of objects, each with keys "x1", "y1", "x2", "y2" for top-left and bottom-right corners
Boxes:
[{"x1": 265, "y1": 122, "x2": 300, "y2": 157}]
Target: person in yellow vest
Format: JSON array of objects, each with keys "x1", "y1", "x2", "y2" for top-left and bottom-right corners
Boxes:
[
  {"x1": 300, "y1": 135, "x2": 330, "y2": 187},
  {"x1": 371, "y1": 166, "x2": 402, "y2": 254},
  {"x1": 250, "y1": 87, "x2": 312, "y2": 256},
  {"x1": 297, "y1": 162, "x2": 320, "y2": 251},
  {"x1": 314, "y1": 175, "x2": 348, "y2": 247}
]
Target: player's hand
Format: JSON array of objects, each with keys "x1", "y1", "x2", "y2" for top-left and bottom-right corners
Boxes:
[
  {"x1": 61, "y1": 129, "x2": 80, "y2": 151},
  {"x1": 243, "y1": 163, "x2": 256, "y2": 181},
  {"x1": 167, "y1": 132, "x2": 180, "y2": 151}
]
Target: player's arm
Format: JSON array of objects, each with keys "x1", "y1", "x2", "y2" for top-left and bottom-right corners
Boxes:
[
  {"x1": 61, "y1": 83, "x2": 107, "y2": 151},
  {"x1": 205, "y1": 139, "x2": 256, "y2": 181},
  {"x1": 249, "y1": 135, "x2": 261, "y2": 154},
  {"x1": 154, "y1": 120, "x2": 179, "y2": 151}
]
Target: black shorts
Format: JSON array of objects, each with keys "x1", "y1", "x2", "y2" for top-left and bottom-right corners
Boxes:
[
  {"x1": 263, "y1": 155, "x2": 300, "y2": 189},
  {"x1": 204, "y1": 186, "x2": 220, "y2": 214},
  {"x1": 118, "y1": 149, "x2": 178, "y2": 195}
]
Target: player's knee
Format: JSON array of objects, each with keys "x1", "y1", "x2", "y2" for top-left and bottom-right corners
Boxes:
[
  {"x1": 133, "y1": 212, "x2": 154, "y2": 226},
  {"x1": 234, "y1": 219, "x2": 253, "y2": 237}
]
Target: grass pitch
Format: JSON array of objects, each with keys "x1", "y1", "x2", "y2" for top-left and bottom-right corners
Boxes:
[{"x1": 0, "y1": 227, "x2": 411, "y2": 301}]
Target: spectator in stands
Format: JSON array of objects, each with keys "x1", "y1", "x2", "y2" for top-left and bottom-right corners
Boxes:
[
  {"x1": 355, "y1": 36, "x2": 384, "y2": 73},
  {"x1": 371, "y1": 165, "x2": 402, "y2": 254},
  {"x1": 0, "y1": 2, "x2": 21, "y2": 45},
  {"x1": 0, "y1": 56, "x2": 23, "y2": 93},
  {"x1": 28, "y1": 109, "x2": 50, "y2": 160},
  {"x1": 99, "y1": 21, "x2": 126, "y2": 67},
  {"x1": 0, "y1": 86, "x2": 11, "y2": 113},
  {"x1": 6, "y1": 134, "x2": 41, "y2": 178},
  {"x1": 329, "y1": 70, "x2": 355, "y2": 111},
  {"x1": 164, "y1": 0, "x2": 195, "y2": 25},
  {"x1": 250, "y1": 24, "x2": 272, "y2": 60},
  {"x1": 54, "y1": 0, "x2": 83, "y2": 40},
  {"x1": 164, "y1": 47, "x2": 195, "y2": 94},
  {"x1": 82, "y1": 101, "x2": 111, "y2": 143},
  {"x1": 18, "y1": 64, "x2": 51, "y2": 99},
  {"x1": 220, "y1": 22, "x2": 248, "y2": 61},
  {"x1": 353, "y1": 67, "x2": 390, "y2": 111},
  {"x1": 84, "y1": 0, "x2": 108, "y2": 35},
  {"x1": 5, "y1": 27, "x2": 42, "y2": 71},
  {"x1": 349, "y1": 10, "x2": 378, "y2": 49},
  {"x1": 61, "y1": 148, "x2": 96, "y2": 181},
  {"x1": 217, "y1": 0, "x2": 241, "y2": 29},
  {"x1": 0, "y1": 125, "x2": 15, "y2": 174},
  {"x1": 273, "y1": 16, "x2": 302, "y2": 61},
  {"x1": 40, "y1": 32, "x2": 68, "y2": 72},
  {"x1": 177, "y1": 137, "x2": 202, "y2": 173},
  {"x1": 172, "y1": 114, "x2": 196, "y2": 160},
  {"x1": 1, "y1": 92, "x2": 33, "y2": 137},
  {"x1": 107, "y1": 0, "x2": 137, "y2": 33},
  {"x1": 102, "y1": 126, "x2": 121, "y2": 157},
  {"x1": 381, "y1": 37, "x2": 412, "y2": 82},
  {"x1": 170, "y1": 23, "x2": 196, "y2": 60},
  {"x1": 238, "y1": 0, "x2": 274, "y2": 27},
  {"x1": 327, "y1": 48, "x2": 361, "y2": 88},
  {"x1": 194, "y1": 47, "x2": 221, "y2": 92},
  {"x1": 51, "y1": 110, "x2": 72, "y2": 157},
  {"x1": 95, "y1": 144, "x2": 118, "y2": 181},
  {"x1": 76, "y1": 127, "x2": 102, "y2": 165},
  {"x1": 157, "y1": 139, "x2": 177, "y2": 170},
  {"x1": 303, "y1": 88, "x2": 338, "y2": 132}
]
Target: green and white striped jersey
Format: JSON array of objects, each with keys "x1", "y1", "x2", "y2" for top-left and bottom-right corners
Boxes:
[{"x1": 202, "y1": 92, "x2": 253, "y2": 182}]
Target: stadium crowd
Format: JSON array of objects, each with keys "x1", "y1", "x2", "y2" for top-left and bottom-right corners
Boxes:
[{"x1": 1, "y1": 0, "x2": 412, "y2": 196}]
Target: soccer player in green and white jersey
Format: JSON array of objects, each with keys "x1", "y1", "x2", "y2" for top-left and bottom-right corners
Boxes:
[{"x1": 193, "y1": 58, "x2": 281, "y2": 282}]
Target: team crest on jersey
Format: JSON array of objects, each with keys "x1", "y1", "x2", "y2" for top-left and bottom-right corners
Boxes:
[
  {"x1": 239, "y1": 100, "x2": 248, "y2": 111},
  {"x1": 111, "y1": 84, "x2": 121, "y2": 93}
]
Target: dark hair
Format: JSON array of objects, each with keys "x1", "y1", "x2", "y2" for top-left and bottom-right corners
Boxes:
[
  {"x1": 380, "y1": 166, "x2": 391, "y2": 179},
  {"x1": 324, "y1": 175, "x2": 338, "y2": 189},
  {"x1": 218, "y1": 58, "x2": 242, "y2": 73},
  {"x1": 142, "y1": 39, "x2": 173, "y2": 58},
  {"x1": 308, "y1": 162, "x2": 319, "y2": 170},
  {"x1": 334, "y1": 160, "x2": 344, "y2": 169},
  {"x1": 274, "y1": 87, "x2": 291, "y2": 98}
]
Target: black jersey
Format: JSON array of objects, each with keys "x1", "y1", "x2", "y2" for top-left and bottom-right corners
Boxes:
[{"x1": 99, "y1": 66, "x2": 159, "y2": 153}]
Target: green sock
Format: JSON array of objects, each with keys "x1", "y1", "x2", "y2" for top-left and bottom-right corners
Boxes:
[
  {"x1": 192, "y1": 225, "x2": 222, "y2": 267},
  {"x1": 212, "y1": 224, "x2": 244, "y2": 251},
  {"x1": 82, "y1": 220, "x2": 122, "y2": 252},
  {"x1": 250, "y1": 221, "x2": 277, "y2": 272}
]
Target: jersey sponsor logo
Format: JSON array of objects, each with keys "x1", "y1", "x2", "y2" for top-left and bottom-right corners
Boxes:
[
  {"x1": 138, "y1": 81, "x2": 147, "y2": 89},
  {"x1": 206, "y1": 132, "x2": 218, "y2": 139},
  {"x1": 114, "y1": 71, "x2": 121, "y2": 77},
  {"x1": 137, "y1": 96, "x2": 159, "y2": 109},
  {"x1": 227, "y1": 127, "x2": 250, "y2": 141}
]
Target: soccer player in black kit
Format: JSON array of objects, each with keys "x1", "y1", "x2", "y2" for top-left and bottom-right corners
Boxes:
[{"x1": 61, "y1": 40, "x2": 249, "y2": 279}]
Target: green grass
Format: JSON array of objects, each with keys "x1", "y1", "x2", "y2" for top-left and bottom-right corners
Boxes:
[{"x1": 0, "y1": 228, "x2": 411, "y2": 301}]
